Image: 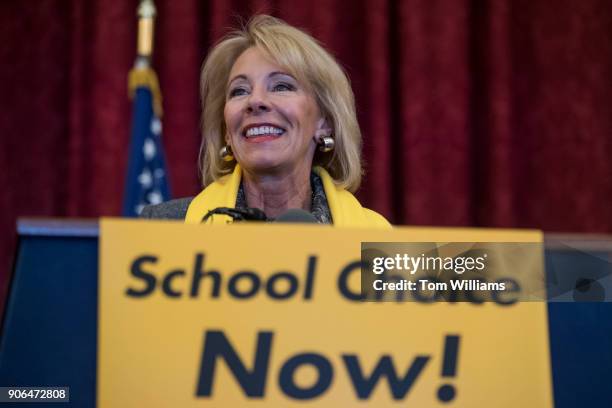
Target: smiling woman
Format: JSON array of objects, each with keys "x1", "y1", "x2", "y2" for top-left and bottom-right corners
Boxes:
[
  {"x1": 141, "y1": 15, "x2": 390, "y2": 228},
  {"x1": 223, "y1": 47, "x2": 325, "y2": 214}
]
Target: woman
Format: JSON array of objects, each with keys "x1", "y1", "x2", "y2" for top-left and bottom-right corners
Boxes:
[{"x1": 142, "y1": 15, "x2": 390, "y2": 228}]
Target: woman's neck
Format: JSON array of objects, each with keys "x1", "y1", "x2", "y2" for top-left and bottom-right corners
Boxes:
[{"x1": 241, "y1": 166, "x2": 312, "y2": 219}]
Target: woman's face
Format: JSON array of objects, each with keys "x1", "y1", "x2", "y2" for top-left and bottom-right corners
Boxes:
[{"x1": 224, "y1": 47, "x2": 327, "y2": 177}]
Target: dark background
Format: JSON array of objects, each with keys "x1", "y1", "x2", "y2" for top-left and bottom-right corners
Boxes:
[{"x1": 1, "y1": 0, "x2": 611, "y2": 312}]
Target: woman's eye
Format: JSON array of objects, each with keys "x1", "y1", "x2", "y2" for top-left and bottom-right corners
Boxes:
[
  {"x1": 228, "y1": 87, "x2": 248, "y2": 98},
  {"x1": 272, "y1": 82, "x2": 295, "y2": 92}
]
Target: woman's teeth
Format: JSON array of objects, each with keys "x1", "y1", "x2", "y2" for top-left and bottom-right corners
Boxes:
[{"x1": 245, "y1": 126, "x2": 285, "y2": 137}]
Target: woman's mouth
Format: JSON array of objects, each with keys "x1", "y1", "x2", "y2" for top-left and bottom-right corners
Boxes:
[{"x1": 243, "y1": 125, "x2": 286, "y2": 142}]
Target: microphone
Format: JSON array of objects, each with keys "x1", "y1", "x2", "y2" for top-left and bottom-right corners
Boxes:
[
  {"x1": 274, "y1": 209, "x2": 318, "y2": 223},
  {"x1": 202, "y1": 207, "x2": 268, "y2": 223},
  {"x1": 202, "y1": 207, "x2": 319, "y2": 224}
]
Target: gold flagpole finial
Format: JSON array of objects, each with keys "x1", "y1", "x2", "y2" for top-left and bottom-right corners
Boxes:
[
  {"x1": 130, "y1": 0, "x2": 162, "y2": 116},
  {"x1": 137, "y1": 0, "x2": 156, "y2": 60}
]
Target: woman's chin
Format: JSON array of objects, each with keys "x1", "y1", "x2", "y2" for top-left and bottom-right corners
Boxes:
[{"x1": 239, "y1": 157, "x2": 296, "y2": 175}]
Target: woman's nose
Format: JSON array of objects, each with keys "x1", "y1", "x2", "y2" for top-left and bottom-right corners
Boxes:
[{"x1": 246, "y1": 88, "x2": 271, "y2": 114}]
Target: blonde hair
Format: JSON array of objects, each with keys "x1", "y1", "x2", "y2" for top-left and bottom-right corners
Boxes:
[{"x1": 199, "y1": 15, "x2": 362, "y2": 192}]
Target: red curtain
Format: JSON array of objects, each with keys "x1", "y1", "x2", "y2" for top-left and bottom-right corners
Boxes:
[{"x1": 1, "y1": 0, "x2": 611, "y2": 308}]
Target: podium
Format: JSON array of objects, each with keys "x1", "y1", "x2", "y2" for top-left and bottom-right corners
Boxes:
[
  {"x1": 0, "y1": 220, "x2": 98, "y2": 407},
  {"x1": 1, "y1": 219, "x2": 611, "y2": 407}
]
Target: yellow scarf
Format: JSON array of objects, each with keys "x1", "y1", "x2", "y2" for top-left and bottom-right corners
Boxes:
[{"x1": 185, "y1": 164, "x2": 390, "y2": 228}]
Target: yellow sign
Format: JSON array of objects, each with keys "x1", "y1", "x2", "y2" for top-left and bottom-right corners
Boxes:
[{"x1": 99, "y1": 219, "x2": 553, "y2": 407}]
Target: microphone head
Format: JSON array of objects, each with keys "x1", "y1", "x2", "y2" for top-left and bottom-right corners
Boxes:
[{"x1": 274, "y1": 209, "x2": 318, "y2": 224}]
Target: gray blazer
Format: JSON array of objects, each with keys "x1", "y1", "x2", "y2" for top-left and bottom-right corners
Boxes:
[{"x1": 140, "y1": 197, "x2": 194, "y2": 220}]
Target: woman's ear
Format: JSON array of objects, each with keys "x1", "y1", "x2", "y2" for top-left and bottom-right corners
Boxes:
[
  {"x1": 221, "y1": 122, "x2": 230, "y2": 145},
  {"x1": 314, "y1": 117, "x2": 332, "y2": 143}
]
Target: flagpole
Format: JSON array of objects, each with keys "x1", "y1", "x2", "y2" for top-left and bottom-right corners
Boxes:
[
  {"x1": 136, "y1": 0, "x2": 156, "y2": 66},
  {"x1": 129, "y1": 0, "x2": 162, "y2": 117}
]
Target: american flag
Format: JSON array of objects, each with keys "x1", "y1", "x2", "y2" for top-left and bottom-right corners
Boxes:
[{"x1": 122, "y1": 68, "x2": 171, "y2": 217}]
